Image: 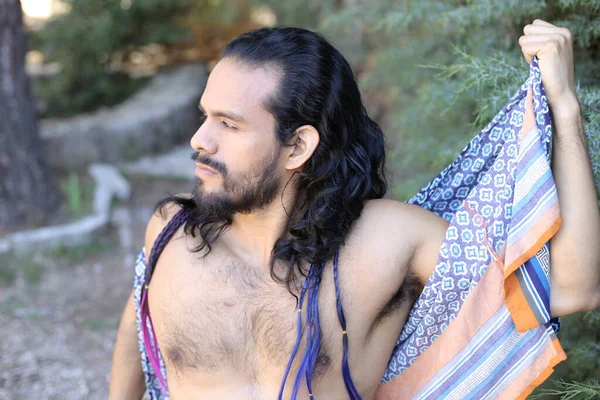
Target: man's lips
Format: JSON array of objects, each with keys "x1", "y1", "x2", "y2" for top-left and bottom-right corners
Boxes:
[{"x1": 195, "y1": 163, "x2": 218, "y2": 175}]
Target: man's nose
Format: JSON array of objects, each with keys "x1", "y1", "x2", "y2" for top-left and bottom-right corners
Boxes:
[{"x1": 190, "y1": 122, "x2": 217, "y2": 154}]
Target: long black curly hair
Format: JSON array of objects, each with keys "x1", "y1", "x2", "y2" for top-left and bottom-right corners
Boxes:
[{"x1": 155, "y1": 26, "x2": 387, "y2": 295}]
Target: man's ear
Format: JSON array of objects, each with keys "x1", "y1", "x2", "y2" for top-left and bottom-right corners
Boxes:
[{"x1": 285, "y1": 125, "x2": 320, "y2": 171}]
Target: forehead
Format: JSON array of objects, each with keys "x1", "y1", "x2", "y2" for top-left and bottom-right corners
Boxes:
[{"x1": 200, "y1": 58, "x2": 280, "y2": 121}]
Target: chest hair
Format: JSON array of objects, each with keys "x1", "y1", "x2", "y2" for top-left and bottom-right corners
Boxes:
[{"x1": 157, "y1": 254, "x2": 333, "y2": 380}]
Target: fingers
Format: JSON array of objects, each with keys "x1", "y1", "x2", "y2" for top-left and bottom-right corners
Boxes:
[
  {"x1": 519, "y1": 33, "x2": 569, "y2": 56},
  {"x1": 520, "y1": 46, "x2": 533, "y2": 64},
  {"x1": 520, "y1": 38, "x2": 563, "y2": 63},
  {"x1": 520, "y1": 19, "x2": 572, "y2": 64},
  {"x1": 519, "y1": 33, "x2": 566, "y2": 45},
  {"x1": 523, "y1": 22, "x2": 571, "y2": 41},
  {"x1": 524, "y1": 25, "x2": 558, "y2": 35},
  {"x1": 532, "y1": 19, "x2": 555, "y2": 28},
  {"x1": 518, "y1": 33, "x2": 560, "y2": 64}
]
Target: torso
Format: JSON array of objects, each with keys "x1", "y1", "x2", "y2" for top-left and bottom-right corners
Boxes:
[{"x1": 146, "y1": 199, "x2": 427, "y2": 399}]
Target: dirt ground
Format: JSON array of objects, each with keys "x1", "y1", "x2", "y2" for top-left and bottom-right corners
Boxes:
[{"x1": 0, "y1": 176, "x2": 190, "y2": 400}]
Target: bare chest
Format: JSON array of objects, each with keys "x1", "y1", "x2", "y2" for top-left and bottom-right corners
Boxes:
[{"x1": 147, "y1": 240, "x2": 339, "y2": 382}]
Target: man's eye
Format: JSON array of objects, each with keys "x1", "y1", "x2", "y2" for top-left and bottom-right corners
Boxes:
[
  {"x1": 199, "y1": 113, "x2": 207, "y2": 122},
  {"x1": 222, "y1": 120, "x2": 237, "y2": 130}
]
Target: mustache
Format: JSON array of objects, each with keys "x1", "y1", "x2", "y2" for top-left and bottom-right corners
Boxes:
[{"x1": 191, "y1": 152, "x2": 227, "y2": 174}]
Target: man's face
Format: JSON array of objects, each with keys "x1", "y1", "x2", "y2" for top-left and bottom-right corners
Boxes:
[{"x1": 189, "y1": 58, "x2": 285, "y2": 216}]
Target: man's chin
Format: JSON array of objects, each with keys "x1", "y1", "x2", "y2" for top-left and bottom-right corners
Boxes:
[
  {"x1": 193, "y1": 188, "x2": 224, "y2": 204},
  {"x1": 193, "y1": 179, "x2": 222, "y2": 196}
]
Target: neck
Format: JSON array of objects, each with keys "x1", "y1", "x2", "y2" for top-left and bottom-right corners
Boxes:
[{"x1": 224, "y1": 187, "x2": 306, "y2": 269}]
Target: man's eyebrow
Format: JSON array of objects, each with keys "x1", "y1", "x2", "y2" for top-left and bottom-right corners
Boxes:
[{"x1": 198, "y1": 103, "x2": 248, "y2": 124}]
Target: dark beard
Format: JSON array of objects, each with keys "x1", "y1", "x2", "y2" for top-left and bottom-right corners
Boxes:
[{"x1": 190, "y1": 147, "x2": 282, "y2": 219}]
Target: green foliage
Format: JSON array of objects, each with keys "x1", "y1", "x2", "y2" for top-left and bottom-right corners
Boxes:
[
  {"x1": 0, "y1": 231, "x2": 114, "y2": 290},
  {"x1": 552, "y1": 308, "x2": 600, "y2": 385},
  {"x1": 29, "y1": 0, "x2": 195, "y2": 117},
  {"x1": 84, "y1": 316, "x2": 121, "y2": 332},
  {"x1": 300, "y1": 0, "x2": 600, "y2": 200},
  {"x1": 249, "y1": 0, "x2": 337, "y2": 29},
  {"x1": 0, "y1": 252, "x2": 44, "y2": 285},
  {"x1": 21, "y1": 257, "x2": 44, "y2": 284},
  {"x1": 190, "y1": 0, "x2": 254, "y2": 23},
  {"x1": 0, "y1": 294, "x2": 25, "y2": 316},
  {"x1": 60, "y1": 171, "x2": 82, "y2": 216},
  {"x1": 529, "y1": 379, "x2": 600, "y2": 399},
  {"x1": 0, "y1": 263, "x2": 17, "y2": 286},
  {"x1": 57, "y1": 170, "x2": 95, "y2": 218},
  {"x1": 49, "y1": 236, "x2": 114, "y2": 268}
]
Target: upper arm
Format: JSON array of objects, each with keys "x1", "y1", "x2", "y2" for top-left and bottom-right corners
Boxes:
[
  {"x1": 345, "y1": 200, "x2": 449, "y2": 340},
  {"x1": 118, "y1": 289, "x2": 138, "y2": 333},
  {"x1": 406, "y1": 205, "x2": 449, "y2": 285},
  {"x1": 351, "y1": 200, "x2": 448, "y2": 311}
]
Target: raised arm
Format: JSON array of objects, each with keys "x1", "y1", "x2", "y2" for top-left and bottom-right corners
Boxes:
[{"x1": 519, "y1": 19, "x2": 600, "y2": 316}]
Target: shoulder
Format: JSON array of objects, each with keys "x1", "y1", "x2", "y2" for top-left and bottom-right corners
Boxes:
[
  {"x1": 357, "y1": 199, "x2": 447, "y2": 244},
  {"x1": 354, "y1": 198, "x2": 449, "y2": 285},
  {"x1": 144, "y1": 193, "x2": 191, "y2": 263}
]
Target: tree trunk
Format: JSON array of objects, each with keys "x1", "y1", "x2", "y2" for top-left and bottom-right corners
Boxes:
[{"x1": 0, "y1": 0, "x2": 60, "y2": 229}]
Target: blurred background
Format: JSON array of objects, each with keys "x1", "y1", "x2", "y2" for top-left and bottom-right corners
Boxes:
[{"x1": 0, "y1": 0, "x2": 598, "y2": 398}]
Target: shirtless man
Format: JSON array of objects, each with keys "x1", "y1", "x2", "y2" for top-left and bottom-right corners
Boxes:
[{"x1": 109, "y1": 20, "x2": 600, "y2": 399}]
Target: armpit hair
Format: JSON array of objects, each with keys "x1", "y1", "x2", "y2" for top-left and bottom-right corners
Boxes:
[{"x1": 370, "y1": 272, "x2": 424, "y2": 331}]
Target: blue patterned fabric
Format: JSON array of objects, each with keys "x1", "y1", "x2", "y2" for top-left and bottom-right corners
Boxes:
[
  {"x1": 134, "y1": 248, "x2": 169, "y2": 399},
  {"x1": 376, "y1": 57, "x2": 564, "y2": 400}
]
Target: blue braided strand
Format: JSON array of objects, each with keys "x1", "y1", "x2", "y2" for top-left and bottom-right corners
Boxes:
[
  {"x1": 278, "y1": 272, "x2": 311, "y2": 399},
  {"x1": 304, "y1": 267, "x2": 322, "y2": 397},
  {"x1": 280, "y1": 250, "x2": 361, "y2": 399},
  {"x1": 333, "y1": 251, "x2": 362, "y2": 399}
]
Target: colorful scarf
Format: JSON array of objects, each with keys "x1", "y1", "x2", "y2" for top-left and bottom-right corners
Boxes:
[{"x1": 376, "y1": 56, "x2": 565, "y2": 399}]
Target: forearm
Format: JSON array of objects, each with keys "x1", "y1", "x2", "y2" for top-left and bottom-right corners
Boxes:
[
  {"x1": 549, "y1": 94, "x2": 600, "y2": 315},
  {"x1": 109, "y1": 292, "x2": 146, "y2": 400}
]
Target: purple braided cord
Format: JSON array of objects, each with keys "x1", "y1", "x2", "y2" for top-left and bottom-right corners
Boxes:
[
  {"x1": 280, "y1": 250, "x2": 361, "y2": 399},
  {"x1": 333, "y1": 251, "x2": 362, "y2": 399},
  {"x1": 140, "y1": 207, "x2": 191, "y2": 392},
  {"x1": 289, "y1": 266, "x2": 316, "y2": 399},
  {"x1": 278, "y1": 272, "x2": 311, "y2": 399},
  {"x1": 304, "y1": 267, "x2": 322, "y2": 398}
]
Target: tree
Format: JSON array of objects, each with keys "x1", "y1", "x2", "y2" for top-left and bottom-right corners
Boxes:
[{"x1": 0, "y1": 0, "x2": 60, "y2": 229}]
